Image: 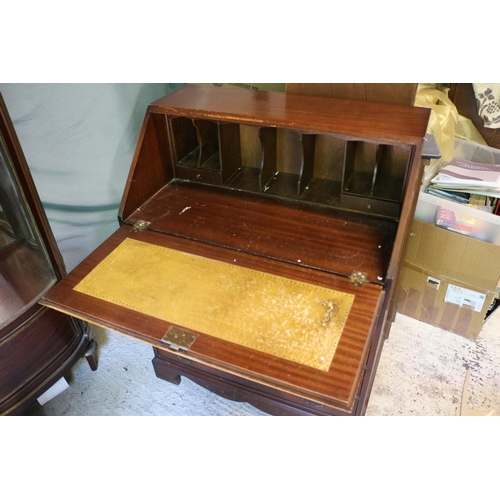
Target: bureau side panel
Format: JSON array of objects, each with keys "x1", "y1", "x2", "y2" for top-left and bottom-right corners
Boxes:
[{"x1": 119, "y1": 112, "x2": 173, "y2": 221}]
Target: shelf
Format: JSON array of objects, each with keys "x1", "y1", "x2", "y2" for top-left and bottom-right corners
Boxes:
[
  {"x1": 127, "y1": 180, "x2": 397, "y2": 284},
  {"x1": 166, "y1": 109, "x2": 415, "y2": 221},
  {"x1": 168, "y1": 116, "x2": 352, "y2": 210},
  {"x1": 177, "y1": 148, "x2": 220, "y2": 171}
]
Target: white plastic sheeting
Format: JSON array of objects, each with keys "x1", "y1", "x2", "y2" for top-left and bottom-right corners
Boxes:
[{"x1": 0, "y1": 83, "x2": 182, "y2": 271}]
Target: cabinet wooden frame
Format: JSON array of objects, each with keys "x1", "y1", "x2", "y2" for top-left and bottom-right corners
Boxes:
[
  {"x1": 42, "y1": 85, "x2": 430, "y2": 415},
  {"x1": 0, "y1": 94, "x2": 96, "y2": 416}
]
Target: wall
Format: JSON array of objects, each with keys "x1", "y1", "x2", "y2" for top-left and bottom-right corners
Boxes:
[{"x1": 0, "y1": 83, "x2": 182, "y2": 271}]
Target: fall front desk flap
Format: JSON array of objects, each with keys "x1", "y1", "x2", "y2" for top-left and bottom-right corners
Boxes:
[
  {"x1": 73, "y1": 238, "x2": 355, "y2": 372},
  {"x1": 41, "y1": 222, "x2": 385, "y2": 408}
]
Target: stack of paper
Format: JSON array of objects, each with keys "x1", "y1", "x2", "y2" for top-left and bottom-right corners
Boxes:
[{"x1": 431, "y1": 158, "x2": 500, "y2": 197}]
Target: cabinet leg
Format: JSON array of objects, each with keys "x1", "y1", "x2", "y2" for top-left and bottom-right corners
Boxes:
[
  {"x1": 84, "y1": 339, "x2": 98, "y2": 371},
  {"x1": 152, "y1": 356, "x2": 181, "y2": 385}
]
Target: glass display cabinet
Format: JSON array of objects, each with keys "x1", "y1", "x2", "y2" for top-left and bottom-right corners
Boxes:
[{"x1": 0, "y1": 93, "x2": 97, "y2": 416}]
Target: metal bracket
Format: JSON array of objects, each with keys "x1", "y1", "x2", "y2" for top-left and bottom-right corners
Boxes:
[
  {"x1": 132, "y1": 220, "x2": 150, "y2": 233},
  {"x1": 350, "y1": 270, "x2": 367, "y2": 287},
  {"x1": 161, "y1": 326, "x2": 198, "y2": 352}
]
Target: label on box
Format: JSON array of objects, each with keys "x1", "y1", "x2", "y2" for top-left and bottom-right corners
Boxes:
[
  {"x1": 427, "y1": 276, "x2": 441, "y2": 289},
  {"x1": 444, "y1": 284, "x2": 486, "y2": 312}
]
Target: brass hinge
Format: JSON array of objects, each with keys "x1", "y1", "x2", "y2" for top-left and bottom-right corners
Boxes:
[
  {"x1": 161, "y1": 326, "x2": 198, "y2": 352},
  {"x1": 132, "y1": 220, "x2": 150, "y2": 233},
  {"x1": 350, "y1": 270, "x2": 368, "y2": 287}
]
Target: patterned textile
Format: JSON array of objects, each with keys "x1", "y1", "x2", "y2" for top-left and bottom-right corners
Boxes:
[{"x1": 473, "y1": 84, "x2": 500, "y2": 129}]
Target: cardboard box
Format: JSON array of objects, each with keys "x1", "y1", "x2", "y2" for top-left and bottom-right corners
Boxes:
[
  {"x1": 192, "y1": 83, "x2": 286, "y2": 92},
  {"x1": 396, "y1": 218, "x2": 500, "y2": 340},
  {"x1": 398, "y1": 137, "x2": 500, "y2": 340}
]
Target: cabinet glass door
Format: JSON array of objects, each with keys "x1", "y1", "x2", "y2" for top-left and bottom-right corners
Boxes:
[{"x1": 0, "y1": 135, "x2": 56, "y2": 329}]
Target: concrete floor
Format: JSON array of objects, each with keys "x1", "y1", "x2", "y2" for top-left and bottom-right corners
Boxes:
[{"x1": 24, "y1": 310, "x2": 500, "y2": 416}]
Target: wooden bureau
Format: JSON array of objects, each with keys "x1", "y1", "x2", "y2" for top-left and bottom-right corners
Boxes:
[{"x1": 41, "y1": 84, "x2": 430, "y2": 415}]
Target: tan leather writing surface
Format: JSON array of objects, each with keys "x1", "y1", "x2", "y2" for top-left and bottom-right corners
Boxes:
[{"x1": 74, "y1": 238, "x2": 355, "y2": 371}]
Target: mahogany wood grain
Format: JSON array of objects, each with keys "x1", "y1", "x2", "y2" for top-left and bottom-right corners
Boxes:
[
  {"x1": 152, "y1": 349, "x2": 354, "y2": 415},
  {"x1": 149, "y1": 84, "x2": 429, "y2": 145},
  {"x1": 125, "y1": 180, "x2": 397, "y2": 285},
  {"x1": 286, "y1": 83, "x2": 418, "y2": 107},
  {"x1": 219, "y1": 122, "x2": 241, "y2": 182},
  {"x1": 123, "y1": 86, "x2": 428, "y2": 292},
  {"x1": 42, "y1": 224, "x2": 384, "y2": 411},
  {"x1": 0, "y1": 301, "x2": 88, "y2": 415},
  {"x1": 120, "y1": 112, "x2": 173, "y2": 222},
  {"x1": 298, "y1": 133, "x2": 316, "y2": 195}
]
